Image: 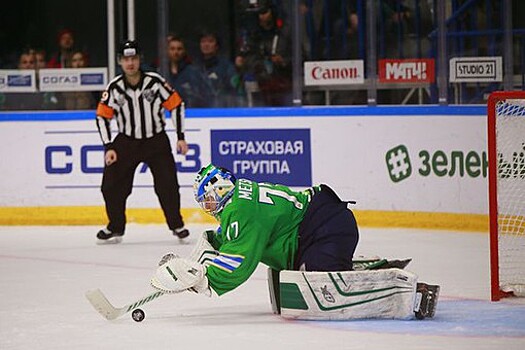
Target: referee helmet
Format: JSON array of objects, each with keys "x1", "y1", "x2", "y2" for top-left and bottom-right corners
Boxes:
[{"x1": 118, "y1": 40, "x2": 141, "y2": 58}]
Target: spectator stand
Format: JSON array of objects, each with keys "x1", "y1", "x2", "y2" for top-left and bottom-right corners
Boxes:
[
  {"x1": 430, "y1": 0, "x2": 524, "y2": 104},
  {"x1": 301, "y1": 0, "x2": 524, "y2": 106},
  {"x1": 302, "y1": 0, "x2": 435, "y2": 105}
]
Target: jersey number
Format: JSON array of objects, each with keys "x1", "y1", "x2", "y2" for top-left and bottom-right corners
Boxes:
[
  {"x1": 258, "y1": 186, "x2": 304, "y2": 210},
  {"x1": 225, "y1": 221, "x2": 239, "y2": 241}
]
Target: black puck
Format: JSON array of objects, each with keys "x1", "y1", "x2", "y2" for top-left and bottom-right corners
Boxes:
[{"x1": 131, "y1": 308, "x2": 145, "y2": 322}]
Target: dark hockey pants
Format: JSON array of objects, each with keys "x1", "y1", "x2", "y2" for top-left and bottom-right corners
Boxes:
[
  {"x1": 294, "y1": 185, "x2": 359, "y2": 271},
  {"x1": 101, "y1": 132, "x2": 184, "y2": 233}
]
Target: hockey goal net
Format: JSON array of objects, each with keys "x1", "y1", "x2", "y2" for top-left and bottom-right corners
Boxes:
[{"x1": 488, "y1": 91, "x2": 525, "y2": 301}]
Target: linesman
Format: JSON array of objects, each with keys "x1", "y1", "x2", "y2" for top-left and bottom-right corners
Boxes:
[{"x1": 95, "y1": 40, "x2": 189, "y2": 244}]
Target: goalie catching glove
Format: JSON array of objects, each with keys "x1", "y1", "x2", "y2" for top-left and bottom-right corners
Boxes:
[{"x1": 150, "y1": 256, "x2": 211, "y2": 296}]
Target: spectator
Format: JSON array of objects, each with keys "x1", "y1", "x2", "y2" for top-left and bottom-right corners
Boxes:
[
  {"x1": 31, "y1": 48, "x2": 60, "y2": 109},
  {"x1": 48, "y1": 28, "x2": 75, "y2": 68},
  {"x1": 4, "y1": 50, "x2": 43, "y2": 110},
  {"x1": 380, "y1": 0, "x2": 418, "y2": 58},
  {"x1": 235, "y1": 0, "x2": 293, "y2": 106},
  {"x1": 33, "y1": 49, "x2": 47, "y2": 69},
  {"x1": 150, "y1": 32, "x2": 176, "y2": 70},
  {"x1": 300, "y1": 0, "x2": 359, "y2": 60},
  {"x1": 62, "y1": 51, "x2": 96, "y2": 110},
  {"x1": 196, "y1": 31, "x2": 245, "y2": 107},
  {"x1": 17, "y1": 50, "x2": 35, "y2": 69},
  {"x1": 166, "y1": 35, "x2": 213, "y2": 107}
]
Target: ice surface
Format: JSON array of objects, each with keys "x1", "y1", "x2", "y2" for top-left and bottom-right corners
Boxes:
[{"x1": 1, "y1": 224, "x2": 524, "y2": 350}]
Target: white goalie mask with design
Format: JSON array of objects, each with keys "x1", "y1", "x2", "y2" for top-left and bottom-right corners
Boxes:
[{"x1": 193, "y1": 164, "x2": 236, "y2": 217}]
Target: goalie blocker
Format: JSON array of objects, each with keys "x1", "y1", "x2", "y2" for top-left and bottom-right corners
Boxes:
[{"x1": 268, "y1": 268, "x2": 439, "y2": 320}]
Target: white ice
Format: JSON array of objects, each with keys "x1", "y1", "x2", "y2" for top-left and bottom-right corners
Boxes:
[{"x1": 1, "y1": 224, "x2": 524, "y2": 350}]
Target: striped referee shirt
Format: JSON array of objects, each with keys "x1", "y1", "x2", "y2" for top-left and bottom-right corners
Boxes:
[{"x1": 96, "y1": 71, "x2": 185, "y2": 148}]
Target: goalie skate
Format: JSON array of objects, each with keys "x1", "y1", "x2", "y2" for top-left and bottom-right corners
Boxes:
[{"x1": 414, "y1": 283, "x2": 440, "y2": 320}]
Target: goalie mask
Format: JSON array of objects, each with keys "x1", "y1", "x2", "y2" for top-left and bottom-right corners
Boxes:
[{"x1": 194, "y1": 164, "x2": 236, "y2": 217}]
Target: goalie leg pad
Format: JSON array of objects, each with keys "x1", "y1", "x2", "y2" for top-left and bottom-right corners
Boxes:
[
  {"x1": 268, "y1": 268, "x2": 281, "y2": 315},
  {"x1": 279, "y1": 268, "x2": 418, "y2": 320}
]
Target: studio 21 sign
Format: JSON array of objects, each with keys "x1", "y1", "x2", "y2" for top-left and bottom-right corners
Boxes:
[
  {"x1": 449, "y1": 56, "x2": 503, "y2": 83},
  {"x1": 378, "y1": 59, "x2": 435, "y2": 83}
]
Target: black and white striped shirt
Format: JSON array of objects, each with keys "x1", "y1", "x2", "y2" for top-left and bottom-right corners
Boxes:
[{"x1": 96, "y1": 71, "x2": 185, "y2": 148}]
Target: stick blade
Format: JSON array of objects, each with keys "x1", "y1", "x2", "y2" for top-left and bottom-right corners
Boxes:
[{"x1": 85, "y1": 289, "x2": 124, "y2": 321}]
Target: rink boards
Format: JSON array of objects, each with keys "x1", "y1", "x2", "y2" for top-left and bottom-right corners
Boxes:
[{"x1": 0, "y1": 106, "x2": 488, "y2": 231}]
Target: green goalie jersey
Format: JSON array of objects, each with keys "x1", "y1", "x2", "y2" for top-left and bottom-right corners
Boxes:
[{"x1": 206, "y1": 179, "x2": 312, "y2": 296}]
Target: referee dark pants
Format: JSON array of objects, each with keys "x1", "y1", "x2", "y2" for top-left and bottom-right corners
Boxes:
[{"x1": 101, "y1": 132, "x2": 184, "y2": 233}]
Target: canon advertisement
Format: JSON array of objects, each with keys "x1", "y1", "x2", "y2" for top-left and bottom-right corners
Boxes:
[{"x1": 304, "y1": 60, "x2": 364, "y2": 86}]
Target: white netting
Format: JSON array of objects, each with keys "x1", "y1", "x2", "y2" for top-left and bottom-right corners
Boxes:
[{"x1": 495, "y1": 98, "x2": 525, "y2": 297}]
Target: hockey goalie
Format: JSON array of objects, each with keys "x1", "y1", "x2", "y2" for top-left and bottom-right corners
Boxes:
[{"x1": 150, "y1": 164, "x2": 439, "y2": 320}]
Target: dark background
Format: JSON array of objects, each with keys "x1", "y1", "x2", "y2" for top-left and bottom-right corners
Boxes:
[{"x1": 0, "y1": 0, "x2": 236, "y2": 68}]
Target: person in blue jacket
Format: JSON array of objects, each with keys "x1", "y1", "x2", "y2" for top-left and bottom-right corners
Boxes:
[{"x1": 166, "y1": 35, "x2": 213, "y2": 108}]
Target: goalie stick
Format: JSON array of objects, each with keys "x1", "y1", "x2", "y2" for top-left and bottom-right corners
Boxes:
[
  {"x1": 86, "y1": 233, "x2": 218, "y2": 321},
  {"x1": 85, "y1": 288, "x2": 164, "y2": 321}
]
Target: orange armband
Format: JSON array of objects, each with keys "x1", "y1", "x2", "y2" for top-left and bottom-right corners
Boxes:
[
  {"x1": 96, "y1": 103, "x2": 114, "y2": 119},
  {"x1": 162, "y1": 92, "x2": 182, "y2": 111}
]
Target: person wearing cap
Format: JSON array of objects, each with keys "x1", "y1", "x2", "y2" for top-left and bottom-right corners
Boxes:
[{"x1": 95, "y1": 40, "x2": 190, "y2": 244}]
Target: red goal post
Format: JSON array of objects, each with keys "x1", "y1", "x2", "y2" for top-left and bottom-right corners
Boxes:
[{"x1": 487, "y1": 91, "x2": 525, "y2": 301}]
